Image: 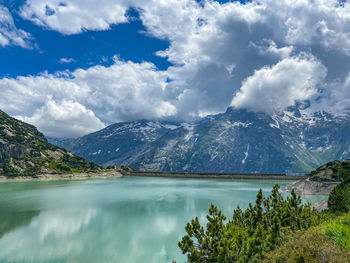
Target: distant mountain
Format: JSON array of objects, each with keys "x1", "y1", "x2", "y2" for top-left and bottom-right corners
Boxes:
[
  {"x1": 65, "y1": 120, "x2": 180, "y2": 167},
  {"x1": 0, "y1": 110, "x2": 100, "y2": 177},
  {"x1": 46, "y1": 137, "x2": 75, "y2": 148},
  {"x1": 64, "y1": 107, "x2": 350, "y2": 174}
]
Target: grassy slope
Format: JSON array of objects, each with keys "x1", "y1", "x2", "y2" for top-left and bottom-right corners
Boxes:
[
  {"x1": 0, "y1": 110, "x2": 100, "y2": 176},
  {"x1": 263, "y1": 213, "x2": 350, "y2": 263}
]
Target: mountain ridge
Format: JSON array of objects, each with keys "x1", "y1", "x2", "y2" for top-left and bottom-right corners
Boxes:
[{"x1": 57, "y1": 107, "x2": 350, "y2": 174}]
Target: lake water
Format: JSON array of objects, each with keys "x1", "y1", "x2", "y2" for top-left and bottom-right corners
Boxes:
[{"x1": 0, "y1": 177, "x2": 326, "y2": 263}]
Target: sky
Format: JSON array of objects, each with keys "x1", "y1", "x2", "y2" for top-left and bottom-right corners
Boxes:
[{"x1": 0, "y1": 0, "x2": 350, "y2": 138}]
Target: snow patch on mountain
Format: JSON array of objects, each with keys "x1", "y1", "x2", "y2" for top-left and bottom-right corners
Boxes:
[
  {"x1": 90, "y1": 149, "x2": 101, "y2": 155},
  {"x1": 270, "y1": 115, "x2": 280, "y2": 129},
  {"x1": 182, "y1": 123, "x2": 197, "y2": 142},
  {"x1": 223, "y1": 121, "x2": 252, "y2": 129},
  {"x1": 242, "y1": 144, "x2": 250, "y2": 165}
]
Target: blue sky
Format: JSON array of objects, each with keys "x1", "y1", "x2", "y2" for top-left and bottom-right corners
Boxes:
[
  {"x1": 1, "y1": 0, "x2": 236, "y2": 77},
  {"x1": 1, "y1": 3, "x2": 171, "y2": 77},
  {"x1": 0, "y1": 0, "x2": 350, "y2": 137}
]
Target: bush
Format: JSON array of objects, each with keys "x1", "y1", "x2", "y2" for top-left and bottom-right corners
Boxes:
[
  {"x1": 3, "y1": 158, "x2": 21, "y2": 176},
  {"x1": 328, "y1": 180, "x2": 350, "y2": 213},
  {"x1": 178, "y1": 185, "x2": 322, "y2": 263},
  {"x1": 263, "y1": 226, "x2": 350, "y2": 263},
  {"x1": 55, "y1": 163, "x2": 72, "y2": 172}
]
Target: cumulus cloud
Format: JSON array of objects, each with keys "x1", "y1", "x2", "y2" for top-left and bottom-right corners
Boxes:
[
  {"x1": 231, "y1": 55, "x2": 327, "y2": 114},
  {"x1": 0, "y1": 5, "x2": 33, "y2": 48},
  {"x1": 139, "y1": 0, "x2": 350, "y2": 116},
  {"x1": 314, "y1": 72, "x2": 350, "y2": 114},
  {"x1": 18, "y1": 99, "x2": 106, "y2": 138},
  {"x1": 0, "y1": 59, "x2": 176, "y2": 137},
  {"x1": 20, "y1": 0, "x2": 132, "y2": 35}
]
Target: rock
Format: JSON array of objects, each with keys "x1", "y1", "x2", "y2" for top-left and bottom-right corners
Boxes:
[
  {"x1": 284, "y1": 178, "x2": 338, "y2": 195},
  {"x1": 311, "y1": 199, "x2": 328, "y2": 212},
  {"x1": 285, "y1": 159, "x2": 350, "y2": 195}
]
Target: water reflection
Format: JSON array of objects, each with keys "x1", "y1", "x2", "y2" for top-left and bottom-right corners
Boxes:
[
  {"x1": 0, "y1": 208, "x2": 98, "y2": 262},
  {"x1": 0, "y1": 177, "x2": 320, "y2": 263},
  {"x1": 0, "y1": 209, "x2": 40, "y2": 239}
]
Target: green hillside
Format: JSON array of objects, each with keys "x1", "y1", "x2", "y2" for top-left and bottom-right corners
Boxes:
[{"x1": 0, "y1": 110, "x2": 100, "y2": 177}]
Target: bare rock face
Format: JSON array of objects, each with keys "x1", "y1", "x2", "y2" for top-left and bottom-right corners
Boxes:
[{"x1": 284, "y1": 178, "x2": 338, "y2": 195}]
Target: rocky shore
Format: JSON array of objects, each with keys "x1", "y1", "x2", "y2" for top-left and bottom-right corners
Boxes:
[
  {"x1": 284, "y1": 178, "x2": 339, "y2": 195},
  {"x1": 284, "y1": 160, "x2": 350, "y2": 211},
  {"x1": 284, "y1": 179, "x2": 339, "y2": 211}
]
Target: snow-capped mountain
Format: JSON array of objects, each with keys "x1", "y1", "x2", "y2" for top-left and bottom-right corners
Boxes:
[
  {"x1": 65, "y1": 120, "x2": 181, "y2": 167},
  {"x1": 61, "y1": 107, "x2": 350, "y2": 173}
]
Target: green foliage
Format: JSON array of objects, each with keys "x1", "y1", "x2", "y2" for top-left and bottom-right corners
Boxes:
[
  {"x1": 62, "y1": 154, "x2": 100, "y2": 171},
  {"x1": 328, "y1": 180, "x2": 350, "y2": 213},
  {"x1": 323, "y1": 213, "x2": 350, "y2": 250},
  {"x1": 263, "y1": 225, "x2": 350, "y2": 263},
  {"x1": 3, "y1": 158, "x2": 20, "y2": 177},
  {"x1": 264, "y1": 213, "x2": 350, "y2": 263},
  {"x1": 55, "y1": 163, "x2": 72, "y2": 172},
  {"x1": 178, "y1": 185, "x2": 322, "y2": 263}
]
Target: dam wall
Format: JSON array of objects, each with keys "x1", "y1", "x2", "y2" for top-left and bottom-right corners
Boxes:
[{"x1": 121, "y1": 171, "x2": 306, "y2": 180}]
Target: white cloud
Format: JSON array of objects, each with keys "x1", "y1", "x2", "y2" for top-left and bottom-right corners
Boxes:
[
  {"x1": 314, "y1": 72, "x2": 350, "y2": 114},
  {"x1": 231, "y1": 55, "x2": 327, "y2": 114},
  {"x1": 59, "y1": 57, "x2": 75, "y2": 64},
  {"x1": 20, "y1": 0, "x2": 132, "y2": 35},
  {"x1": 270, "y1": 0, "x2": 350, "y2": 55},
  {"x1": 0, "y1": 59, "x2": 176, "y2": 137},
  {"x1": 138, "y1": 0, "x2": 298, "y2": 117},
  {"x1": 249, "y1": 40, "x2": 293, "y2": 60},
  {"x1": 141, "y1": 0, "x2": 350, "y2": 116},
  {"x1": 0, "y1": 5, "x2": 33, "y2": 48},
  {"x1": 18, "y1": 99, "x2": 106, "y2": 138}
]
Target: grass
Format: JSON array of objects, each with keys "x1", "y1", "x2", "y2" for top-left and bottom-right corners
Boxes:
[
  {"x1": 322, "y1": 213, "x2": 350, "y2": 250},
  {"x1": 263, "y1": 213, "x2": 350, "y2": 263}
]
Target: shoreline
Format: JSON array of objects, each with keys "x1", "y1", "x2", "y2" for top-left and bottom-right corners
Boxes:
[
  {"x1": 0, "y1": 170, "x2": 123, "y2": 181},
  {"x1": 0, "y1": 170, "x2": 306, "y2": 181},
  {"x1": 284, "y1": 178, "x2": 341, "y2": 212}
]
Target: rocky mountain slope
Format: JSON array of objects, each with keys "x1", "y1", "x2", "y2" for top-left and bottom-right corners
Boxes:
[
  {"x1": 63, "y1": 106, "x2": 350, "y2": 173},
  {"x1": 0, "y1": 110, "x2": 100, "y2": 177},
  {"x1": 66, "y1": 120, "x2": 180, "y2": 167}
]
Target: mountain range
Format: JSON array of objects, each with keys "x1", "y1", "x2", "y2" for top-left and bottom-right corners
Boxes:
[{"x1": 50, "y1": 106, "x2": 350, "y2": 174}]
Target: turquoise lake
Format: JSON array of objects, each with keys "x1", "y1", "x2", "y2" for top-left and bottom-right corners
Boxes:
[{"x1": 0, "y1": 177, "x2": 326, "y2": 263}]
